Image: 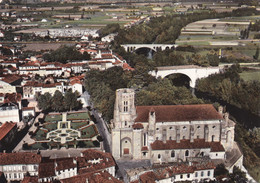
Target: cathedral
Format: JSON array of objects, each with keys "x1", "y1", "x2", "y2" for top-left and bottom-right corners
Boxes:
[{"x1": 111, "y1": 88, "x2": 238, "y2": 165}]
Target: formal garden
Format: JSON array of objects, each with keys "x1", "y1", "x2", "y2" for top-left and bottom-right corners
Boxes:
[{"x1": 23, "y1": 111, "x2": 101, "y2": 150}]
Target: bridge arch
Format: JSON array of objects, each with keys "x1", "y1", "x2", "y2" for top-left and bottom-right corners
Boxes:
[
  {"x1": 122, "y1": 44, "x2": 178, "y2": 53},
  {"x1": 166, "y1": 73, "x2": 192, "y2": 88},
  {"x1": 150, "y1": 66, "x2": 221, "y2": 88},
  {"x1": 135, "y1": 46, "x2": 157, "y2": 52}
]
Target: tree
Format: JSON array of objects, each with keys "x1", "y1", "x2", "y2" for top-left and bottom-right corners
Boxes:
[
  {"x1": 64, "y1": 89, "x2": 81, "y2": 111},
  {"x1": 37, "y1": 92, "x2": 52, "y2": 112},
  {"x1": 0, "y1": 47, "x2": 13, "y2": 56},
  {"x1": 98, "y1": 23, "x2": 120, "y2": 37},
  {"x1": 51, "y1": 90, "x2": 64, "y2": 112},
  {"x1": 229, "y1": 166, "x2": 248, "y2": 183},
  {"x1": 254, "y1": 47, "x2": 259, "y2": 60},
  {"x1": 43, "y1": 46, "x2": 90, "y2": 63}
]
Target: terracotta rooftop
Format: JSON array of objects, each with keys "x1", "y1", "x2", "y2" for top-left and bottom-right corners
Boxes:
[
  {"x1": 22, "y1": 107, "x2": 35, "y2": 111},
  {"x1": 132, "y1": 123, "x2": 144, "y2": 129},
  {"x1": 150, "y1": 139, "x2": 225, "y2": 152},
  {"x1": 0, "y1": 152, "x2": 41, "y2": 165},
  {"x1": 70, "y1": 79, "x2": 81, "y2": 85},
  {"x1": 0, "y1": 122, "x2": 16, "y2": 141},
  {"x1": 3, "y1": 93, "x2": 22, "y2": 103},
  {"x1": 122, "y1": 63, "x2": 134, "y2": 71},
  {"x1": 135, "y1": 104, "x2": 223, "y2": 123},
  {"x1": 136, "y1": 161, "x2": 215, "y2": 182},
  {"x1": 61, "y1": 171, "x2": 122, "y2": 183},
  {"x1": 24, "y1": 81, "x2": 61, "y2": 88},
  {"x1": 77, "y1": 149, "x2": 115, "y2": 174},
  {"x1": 1, "y1": 74, "x2": 21, "y2": 84},
  {"x1": 21, "y1": 176, "x2": 38, "y2": 183},
  {"x1": 38, "y1": 158, "x2": 55, "y2": 178},
  {"x1": 56, "y1": 157, "x2": 77, "y2": 171}
]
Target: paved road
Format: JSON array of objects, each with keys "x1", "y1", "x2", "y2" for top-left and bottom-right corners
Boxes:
[
  {"x1": 13, "y1": 113, "x2": 43, "y2": 152},
  {"x1": 82, "y1": 91, "x2": 111, "y2": 153}
]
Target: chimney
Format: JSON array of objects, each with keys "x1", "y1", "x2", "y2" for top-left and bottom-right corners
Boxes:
[
  {"x1": 176, "y1": 134, "x2": 180, "y2": 143},
  {"x1": 190, "y1": 136, "x2": 194, "y2": 143},
  {"x1": 163, "y1": 137, "x2": 166, "y2": 143},
  {"x1": 218, "y1": 106, "x2": 223, "y2": 115},
  {"x1": 224, "y1": 112, "x2": 229, "y2": 122}
]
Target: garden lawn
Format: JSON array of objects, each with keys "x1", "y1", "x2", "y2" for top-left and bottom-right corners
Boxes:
[{"x1": 81, "y1": 125, "x2": 98, "y2": 138}]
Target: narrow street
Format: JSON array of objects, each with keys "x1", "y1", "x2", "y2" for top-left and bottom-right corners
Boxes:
[
  {"x1": 81, "y1": 91, "x2": 111, "y2": 152},
  {"x1": 13, "y1": 113, "x2": 43, "y2": 152}
]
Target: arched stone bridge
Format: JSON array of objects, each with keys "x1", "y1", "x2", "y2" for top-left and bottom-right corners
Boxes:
[
  {"x1": 150, "y1": 65, "x2": 222, "y2": 88},
  {"x1": 121, "y1": 44, "x2": 178, "y2": 52}
]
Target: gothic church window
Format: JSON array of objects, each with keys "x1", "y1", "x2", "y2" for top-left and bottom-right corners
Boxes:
[
  {"x1": 123, "y1": 101, "x2": 128, "y2": 112},
  {"x1": 185, "y1": 150, "x2": 189, "y2": 157},
  {"x1": 158, "y1": 154, "x2": 161, "y2": 159},
  {"x1": 207, "y1": 171, "x2": 211, "y2": 176},
  {"x1": 212, "y1": 135, "x2": 215, "y2": 142},
  {"x1": 171, "y1": 151, "x2": 175, "y2": 158}
]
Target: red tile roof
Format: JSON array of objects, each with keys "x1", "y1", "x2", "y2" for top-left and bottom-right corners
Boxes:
[
  {"x1": 1, "y1": 74, "x2": 21, "y2": 84},
  {"x1": 22, "y1": 107, "x2": 35, "y2": 111},
  {"x1": 56, "y1": 157, "x2": 77, "y2": 171},
  {"x1": 138, "y1": 161, "x2": 215, "y2": 182},
  {"x1": 0, "y1": 122, "x2": 16, "y2": 141},
  {"x1": 70, "y1": 79, "x2": 81, "y2": 85},
  {"x1": 4, "y1": 93, "x2": 22, "y2": 103},
  {"x1": 77, "y1": 149, "x2": 116, "y2": 174},
  {"x1": 122, "y1": 63, "x2": 134, "y2": 71},
  {"x1": 21, "y1": 176, "x2": 38, "y2": 183},
  {"x1": 38, "y1": 158, "x2": 55, "y2": 178},
  {"x1": 141, "y1": 146, "x2": 148, "y2": 151},
  {"x1": 0, "y1": 152, "x2": 41, "y2": 165},
  {"x1": 132, "y1": 123, "x2": 144, "y2": 129},
  {"x1": 135, "y1": 104, "x2": 223, "y2": 123},
  {"x1": 61, "y1": 171, "x2": 122, "y2": 183},
  {"x1": 150, "y1": 139, "x2": 225, "y2": 152}
]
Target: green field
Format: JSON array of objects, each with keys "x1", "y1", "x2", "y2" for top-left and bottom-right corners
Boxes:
[
  {"x1": 240, "y1": 70, "x2": 260, "y2": 82},
  {"x1": 220, "y1": 15, "x2": 260, "y2": 22}
]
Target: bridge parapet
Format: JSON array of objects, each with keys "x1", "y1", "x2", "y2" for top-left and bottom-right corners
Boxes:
[
  {"x1": 150, "y1": 65, "x2": 221, "y2": 88},
  {"x1": 122, "y1": 44, "x2": 178, "y2": 52}
]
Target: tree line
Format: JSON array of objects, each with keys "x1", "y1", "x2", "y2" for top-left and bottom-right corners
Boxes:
[
  {"x1": 196, "y1": 64, "x2": 260, "y2": 117},
  {"x1": 37, "y1": 89, "x2": 82, "y2": 113},
  {"x1": 43, "y1": 46, "x2": 90, "y2": 64},
  {"x1": 113, "y1": 8, "x2": 259, "y2": 46}
]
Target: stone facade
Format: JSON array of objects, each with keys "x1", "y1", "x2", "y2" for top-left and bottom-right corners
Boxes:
[{"x1": 111, "y1": 88, "x2": 236, "y2": 166}]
